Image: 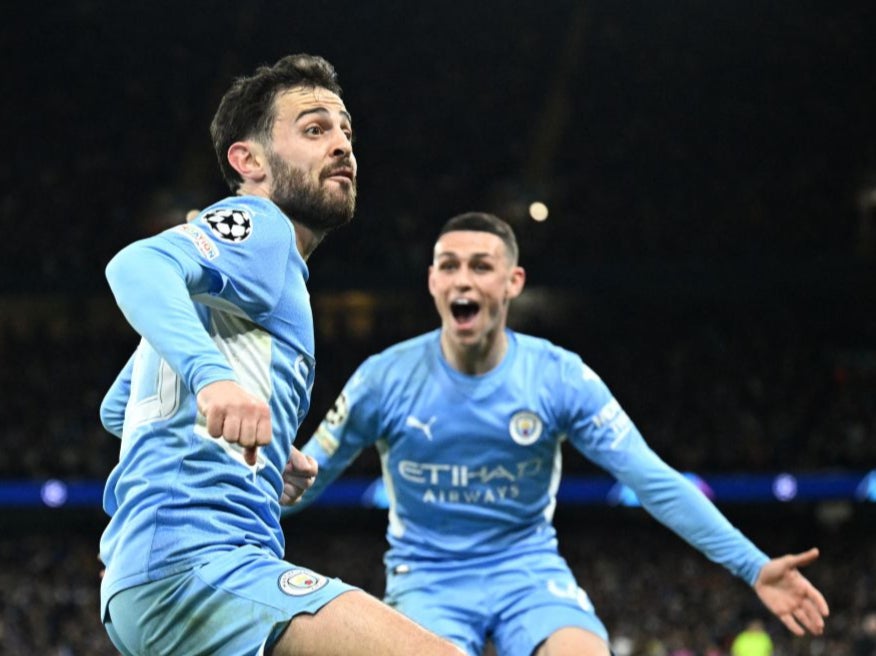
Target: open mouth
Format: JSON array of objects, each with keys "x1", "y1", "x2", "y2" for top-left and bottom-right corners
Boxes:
[{"x1": 450, "y1": 298, "x2": 480, "y2": 325}]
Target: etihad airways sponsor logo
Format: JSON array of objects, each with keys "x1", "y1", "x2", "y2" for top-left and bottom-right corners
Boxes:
[{"x1": 397, "y1": 457, "x2": 546, "y2": 505}]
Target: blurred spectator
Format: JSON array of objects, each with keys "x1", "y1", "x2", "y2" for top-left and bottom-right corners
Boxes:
[
  {"x1": 855, "y1": 611, "x2": 876, "y2": 656},
  {"x1": 731, "y1": 619, "x2": 773, "y2": 656}
]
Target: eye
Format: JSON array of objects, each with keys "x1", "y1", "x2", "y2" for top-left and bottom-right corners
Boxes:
[
  {"x1": 438, "y1": 261, "x2": 457, "y2": 272},
  {"x1": 304, "y1": 125, "x2": 324, "y2": 136}
]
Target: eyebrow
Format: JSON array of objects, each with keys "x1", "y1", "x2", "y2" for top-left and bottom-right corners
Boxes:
[
  {"x1": 294, "y1": 107, "x2": 353, "y2": 125},
  {"x1": 436, "y1": 251, "x2": 494, "y2": 260}
]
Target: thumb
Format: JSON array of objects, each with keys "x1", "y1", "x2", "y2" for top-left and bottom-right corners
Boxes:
[{"x1": 787, "y1": 547, "x2": 820, "y2": 569}]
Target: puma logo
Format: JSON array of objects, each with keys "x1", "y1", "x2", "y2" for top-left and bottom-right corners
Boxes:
[{"x1": 406, "y1": 415, "x2": 437, "y2": 440}]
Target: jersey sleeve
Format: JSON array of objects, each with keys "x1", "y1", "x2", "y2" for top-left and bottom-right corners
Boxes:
[
  {"x1": 99, "y1": 352, "x2": 135, "y2": 438},
  {"x1": 105, "y1": 197, "x2": 294, "y2": 395},
  {"x1": 559, "y1": 352, "x2": 769, "y2": 586},
  {"x1": 105, "y1": 237, "x2": 236, "y2": 395},
  {"x1": 284, "y1": 358, "x2": 383, "y2": 515}
]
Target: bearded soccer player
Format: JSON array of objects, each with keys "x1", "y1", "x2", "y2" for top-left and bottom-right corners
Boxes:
[{"x1": 98, "y1": 54, "x2": 461, "y2": 656}]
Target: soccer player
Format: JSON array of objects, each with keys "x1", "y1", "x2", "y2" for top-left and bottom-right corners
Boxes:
[
  {"x1": 288, "y1": 212, "x2": 830, "y2": 656},
  {"x1": 98, "y1": 54, "x2": 462, "y2": 656}
]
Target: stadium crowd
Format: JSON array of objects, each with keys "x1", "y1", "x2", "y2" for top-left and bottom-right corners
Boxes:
[
  {"x1": 1, "y1": 508, "x2": 874, "y2": 655},
  {"x1": 2, "y1": 289, "x2": 871, "y2": 480}
]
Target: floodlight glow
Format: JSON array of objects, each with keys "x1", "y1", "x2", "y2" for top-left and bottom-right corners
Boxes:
[
  {"x1": 529, "y1": 201, "x2": 549, "y2": 222},
  {"x1": 41, "y1": 479, "x2": 68, "y2": 508},
  {"x1": 772, "y1": 473, "x2": 798, "y2": 501}
]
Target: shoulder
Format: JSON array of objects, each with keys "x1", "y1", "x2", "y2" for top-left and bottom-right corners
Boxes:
[
  {"x1": 194, "y1": 196, "x2": 293, "y2": 244},
  {"x1": 512, "y1": 331, "x2": 576, "y2": 364},
  {"x1": 511, "y1": 331, "x2": 602, "y2": 381},
  {"x1": 374, "y1": 330, "x2": 439, "y2": 363},
  {"x1": 356, "y1": 331, "x2": 438, "y2": 384}
]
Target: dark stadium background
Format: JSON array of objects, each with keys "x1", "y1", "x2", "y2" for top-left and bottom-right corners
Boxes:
[{"x1": 2, "y1": 1, "x2": 874, "y2": 653}]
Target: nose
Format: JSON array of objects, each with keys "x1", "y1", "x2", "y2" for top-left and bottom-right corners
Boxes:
[
  {"x1": 451, "y1": 266, "x2": 473, "y2": 289},
  {"x1": 330, "y1": 131, "x2": 352, "y2": 159}
]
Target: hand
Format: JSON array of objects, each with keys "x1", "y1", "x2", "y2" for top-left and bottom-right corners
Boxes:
[
  {"x1": 754, "y1": 547, "x2": 830, "y2": 636},
  {"x1": 197, "y1": 380, "x2": 272, "y2": 466},
  {"x1": 280, "y1": 446, "x2": 318, "y2": 505}
]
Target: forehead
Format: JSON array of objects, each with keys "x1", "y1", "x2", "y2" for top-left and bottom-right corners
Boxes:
[
  {"x1": 273, "y1": 86, "x2": 349, "y2": 121},
  {"x1": 434, "y1": 230, "x2": 507, "y2": 259}
]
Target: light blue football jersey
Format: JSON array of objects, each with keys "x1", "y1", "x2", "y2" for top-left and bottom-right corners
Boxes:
[
  {"x1": 296, "y1": 329, "x2": 768, "y2": 585},
  {"x1": 99, "y1": 196, "x2": 316, "y2": 617}
]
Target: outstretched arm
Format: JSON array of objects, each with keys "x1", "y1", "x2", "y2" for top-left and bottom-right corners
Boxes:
[{"x1": 754, "y1": 547, "x2": 829, "y2": 636}]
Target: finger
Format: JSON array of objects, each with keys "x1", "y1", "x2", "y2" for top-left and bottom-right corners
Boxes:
[
  {"x1": 280, "y1": 481, "x2": 306, "y2": 505},
  {"x1": 283, "y1": 481, "x2": 302, "y2": 499},
  {"x1": 223, "y1": 416, "x2": 242, "y2": 444},
  {"x1": 800, "y1": 581, "x2": 830, "y2": 620},
  {"x1": 185, "y1": 209, "x2": 200, "y2": 222},
  {"x1": 256, "y1": 412, "x2": 272, "y2": 447},
  {"x1": 780, "y1": 611, "x2": 805, "y2": 637},
  {"x1": 798, "y1": 596, "x2": 826, "y2": 635},
  {"x1": 205, "y1": 408, "x2": 225, "y2": 438},
  {"x1": 809, "y1": 583, "x2": 830, "y2": 616},
  {"x1": 288, "y1": 447, "x2": 308, "y2": 470},
  {"x1": 244, "y1": 446, "x2": 257, "y2": 466},
  {"x1": 288, "y1": 449, "x2": 318, "y2": 476},
  {"x1": 286, "y1": 474, "x2": 314, "y2": 492},
  {"x1": 238, "y1": 417, "x2": 257, "y2": 449}
]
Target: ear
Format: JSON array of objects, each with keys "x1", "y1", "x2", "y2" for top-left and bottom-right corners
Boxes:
[
  {"x1": 427, "y1": 264, "x2": 438, "y2": 297},
  {"x1": 505, "y1": 266, "x2": 526, "y2": 301},
  {"x1": 227, "y1": 141, "x2": 268, "y2": 184}
]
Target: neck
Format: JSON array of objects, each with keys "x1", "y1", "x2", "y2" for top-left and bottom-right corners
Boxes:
[
  {"x1": 236, "y1": 188, "x2": 325, "y2": 260},
  {"x1": 440, "y1": 327, "x2": 508, "y2": 376},
  {"x1": 291, "y1": 220, "x2": 325, "y2": 261}
]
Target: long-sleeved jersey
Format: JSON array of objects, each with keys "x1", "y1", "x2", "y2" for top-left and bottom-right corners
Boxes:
[
  {"x1": 99, "y1": 196, "x2": 316, "y2": 617},
  {"x1": 295, "y1": 329, "x2": 769, "y2": 585}
]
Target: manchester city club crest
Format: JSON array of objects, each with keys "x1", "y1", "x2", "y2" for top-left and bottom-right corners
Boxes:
[
  {"x1": 509, "y1": 410, "x2": 543, "y2": 446},
  {"x1": 278, "y1": 568, "x2": 328, "y2": 596}
]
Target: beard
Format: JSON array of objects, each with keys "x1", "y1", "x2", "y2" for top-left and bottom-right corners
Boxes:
[{"x1": 267, "y1": 150, "x2": 357, "y2": 233}]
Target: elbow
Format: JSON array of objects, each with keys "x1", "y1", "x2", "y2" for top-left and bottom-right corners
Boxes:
[
  {"x1": 99, "y1": 396, "x2": 124, "y2": 438},
  {"x1": 105, "y1": 243, "x2": 146, "y2": 294}
]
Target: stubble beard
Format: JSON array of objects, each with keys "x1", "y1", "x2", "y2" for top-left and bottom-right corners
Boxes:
[{"x1": 267, "y1": 151, "x2": 357, "y2": 233}]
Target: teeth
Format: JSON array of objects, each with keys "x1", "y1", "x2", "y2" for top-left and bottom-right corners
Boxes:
[{"x1": 452, "y1": 299, "x2": 473, "y2": 306}]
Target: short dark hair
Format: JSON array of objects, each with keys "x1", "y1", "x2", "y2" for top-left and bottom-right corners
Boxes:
[
  {"x1": 210, "y1": 54, "x2": 343, "y2": 192},
  {"x1": 438, "y1": 212, "x2": 519, "y2": 263}
]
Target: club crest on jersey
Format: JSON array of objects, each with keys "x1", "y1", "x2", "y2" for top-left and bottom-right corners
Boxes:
[
  {"x1": 202, "y1": 207, "x2": 253, "y2": 243},
  {"x1": 278, "y1": 568, "x2": 328, "y2": 596},
  {"x1": 509, "y1": 411, "x2": 543, "y2": 446}
]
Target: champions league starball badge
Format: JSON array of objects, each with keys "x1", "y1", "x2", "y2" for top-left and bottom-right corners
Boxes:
[{"x1": 203, "y1": 207, "x2": 254, "y2": 243}]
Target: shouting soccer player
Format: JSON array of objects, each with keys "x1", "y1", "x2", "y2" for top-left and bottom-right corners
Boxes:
[{"x1": 288, "y1": 212, "x2": 830, "y2": 656}]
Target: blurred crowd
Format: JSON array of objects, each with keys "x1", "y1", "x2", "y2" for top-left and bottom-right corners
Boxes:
[
  {"x1": 2, "y1": 508, "x2": 874, "y2": 655},
  {"x1": 0, "y1": 284, "x2": 873, "y2": 479},
  {"x1": 3, "y1": 2, "x2": 875, "y2": 293}
]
